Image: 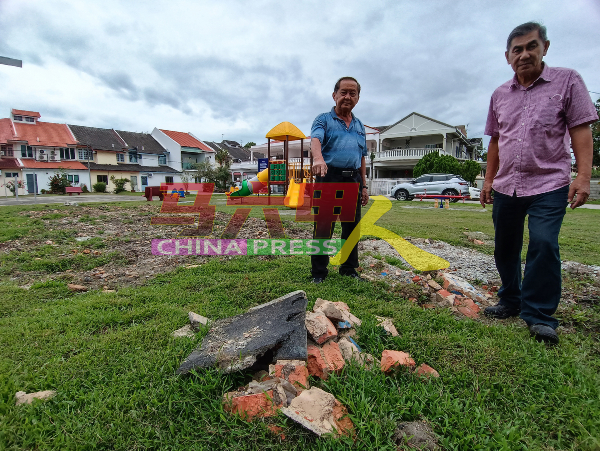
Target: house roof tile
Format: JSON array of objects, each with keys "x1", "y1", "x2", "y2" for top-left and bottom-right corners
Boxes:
[
  {"x1": 0, "y1": 118, "x2": 16, "y2": 144},
  {"x1": 13, "y1": 121, "x2": 77, "y2": 147},
  {"x1": 68, "y1": 124, "x2": 126, "y2": 151},
  {"x1": 0, "y1": 158, "x2": 22, "y2": 169},
  {"x1": 159, "y1": 129, "x2": 213, "y2": 151},
  {"x1": 20, "y1": 160, "x2": 88, "y2": 170},
  {"x1": 114, "y1": 130, "x2": 166, "y2": 154},
  {"x1": 88, "y1": 163, "x2": 180, "y2": 173},
  {"x1": 11, "y1": 109, "x2": 41, "y2": 118}
]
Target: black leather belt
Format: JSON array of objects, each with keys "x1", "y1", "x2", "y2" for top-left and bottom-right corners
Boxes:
[{"x1": 328, "y1": 166, "x2": 359, "y2": 177}]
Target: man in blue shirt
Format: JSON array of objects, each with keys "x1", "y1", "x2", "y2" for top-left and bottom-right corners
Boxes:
[{"x1": 310, "y1": 77, "x2": 369, "y2": 283}]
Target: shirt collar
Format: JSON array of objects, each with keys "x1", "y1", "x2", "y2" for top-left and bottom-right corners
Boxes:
[
  {"x1": 509, "y1": 62, "x2": 552, "y2": 90},
  {"x1": 330, "y1": 107, "x2": 355, "y2": 123}
]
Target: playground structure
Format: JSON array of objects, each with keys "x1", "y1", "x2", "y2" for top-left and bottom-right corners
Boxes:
[{"x1": 226, "y1": 121, "x2": 314, "y2": 208}]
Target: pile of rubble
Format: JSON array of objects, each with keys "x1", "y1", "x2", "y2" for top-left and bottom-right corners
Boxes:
[{"x1": 174, "y1": 291, "x2": 441, "y2": 438}]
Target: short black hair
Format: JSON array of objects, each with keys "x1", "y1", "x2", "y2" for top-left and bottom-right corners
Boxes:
[
  {"x1": 334, "y1": 77, "x2": 361, "y2": 95},
  {"x1": 506, "y1": 22, "x2": 548, "y2": 51}
]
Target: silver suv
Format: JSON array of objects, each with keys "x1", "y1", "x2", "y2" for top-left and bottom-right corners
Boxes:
[{"x1": 391, "y1": 173, "x2": 470, "y2": 202}]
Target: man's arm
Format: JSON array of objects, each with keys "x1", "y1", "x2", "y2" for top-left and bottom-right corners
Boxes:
[
  {"x1": 568, "y1": 123, "x2": 593, "y2": 209},
  {"x1": 311, "y1": 137, "x2": 327, "y2": 177},
  {"x1": 480, "y1": 136, "x2": 499, "y2": 207},
  {"x1": 360, "y1": 156, "x2": 368, "y2": 206}
]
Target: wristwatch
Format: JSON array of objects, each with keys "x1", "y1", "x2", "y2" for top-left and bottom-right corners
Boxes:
[{"x1": 362, "y1": 186, "x2": 368, "y2": 189}]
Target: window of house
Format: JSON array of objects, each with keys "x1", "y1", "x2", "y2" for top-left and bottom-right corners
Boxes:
[
  {"x1": 141, "y1": 176, "x2": 148, "y2": 186},
  {"x1": 21, "y1": 145, "x2": 33, "y2": 158},
  {"x1": 78, "y1": 149, "x2": 92, "y2": 160},
  {"x1": 158, "y1": 155, "x2": 167, "y2": 165},
  {"x1": 129, "y1": 153, "x2": 138, "y2": 163},
  {"x1": 97, "y1": 175, "x2": 108, "y2": 184},
  {"x1": 60, "y1": 148, "x2": 75, "y2": 160},
  {"x1": 116, "y1": 153, "x2": 125, "y2": 162},
  {"x1": 425, "y1": 144, "x2": 437, "y2": 149},
  {"x1": 13, "y1": 115, "x2": 23, "y2": 121},
  {"x1": 25, "y1": 117, "x2": 35, "y2": 123},
  {"x1": 5, "y1": 172, "x2": 19, "y2": 177},
  {"x1": 1, "y1": 145, "x2": 14, "y2": 157},
  {"x1": 67, "y1": 175, "x2": 80, "y2": 184},
  {"x1": 165, "y1": 176, "x2": 174, "y2": 184}
]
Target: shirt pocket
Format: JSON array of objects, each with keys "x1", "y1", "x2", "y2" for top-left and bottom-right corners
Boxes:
[
  {"x1": 534, "y1": 97, "x2": 563, "y2": 127},
  {"x1": 356, "y1": 131, "x2": 367, "y2": 154}
]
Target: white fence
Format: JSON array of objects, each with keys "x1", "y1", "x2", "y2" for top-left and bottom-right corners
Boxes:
[
  {"x1": 369, "y1": 178, "x2": 412, "y2": 196},
  {"x1": 375, "y1": 148, "x2": 444, "y2": 160}
]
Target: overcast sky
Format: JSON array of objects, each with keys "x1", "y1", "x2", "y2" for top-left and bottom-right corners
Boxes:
[{"x1": 1, "y1": 0, "x2": 599, "y2": 147}]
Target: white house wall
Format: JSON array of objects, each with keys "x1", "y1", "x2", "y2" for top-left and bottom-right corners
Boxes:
[{"x1": 151, "y1": 128, "x2": 182, "y2": 172}]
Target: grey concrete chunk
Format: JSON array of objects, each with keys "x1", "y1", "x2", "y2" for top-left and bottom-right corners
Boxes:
[
  {"x1": 177, "y1": 291, "x2": 307, "y2": 375},
  {"x1": 188, "y1": 311, "x2": 209, "y2": 331}
]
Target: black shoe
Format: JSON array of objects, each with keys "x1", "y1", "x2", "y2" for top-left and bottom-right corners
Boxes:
[
  {"x1": 529, "y1": 324, "x2": 559, "y2": 345},
  {"x1": 483, "y1": 304, "x2": 521, "y2": 319},
  {"x1": 312, "y1": 277, "x2": 325, "y2": 284}
]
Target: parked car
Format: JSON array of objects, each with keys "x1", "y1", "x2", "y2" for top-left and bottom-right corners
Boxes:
[
  {"x1": 469, "y1": 186, "x2": 481, "y2": 200},
  {"x1": 390, "y1": 173, "x2": 470, "y2": 202}
]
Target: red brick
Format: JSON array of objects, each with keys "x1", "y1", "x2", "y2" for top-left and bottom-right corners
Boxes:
[
  {"x1": 461, "y1": 298, "x2": 480, "y2": 313},
  {"x1": 305, "y1": 312, "x2": 337, "y2": 344},
  {"x1": 307, "y1": 344, "x2": 329, "y2": 379},
  {"x1": 436, "y1": 289, "x2": 455, "y2": 306},
  {"x1": 321, "y1": 341, "x2": 345, "y2": 373},
  {"x1": 270, "y1": 360, "x2": 309, "y2": 390},
  {"x1": 412, "y1": 276, "x2": 421, "y2": 283},
  {"x1": 223, "y1": 390, "x2": 282, "y2": 420},
  {"x1": 491, "y1": 286, "x2": 499, "y2": 292},
  {"x1": 415, "y1": 364, "x2": 440, "y2": 378},
  {"x1": 481, "y1": 285, "x2": 488, "y2": 290},
  {"x1": 380, "y1": 350, "x2": 415, "y2": 373},
  {"x1": 457, "y1": 306, "x2": 478, "y2": 319},
  {"x1": 267, "y1": 425, "x2": 286, "y2": 440}
]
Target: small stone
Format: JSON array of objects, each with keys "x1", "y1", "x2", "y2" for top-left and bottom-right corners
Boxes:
[
  {"x1": 44, "y1": 240, "x2": 53, "y2": 245},
  {"x1": 375, "y1": 316, "x2": 399, "y2": 337},
  {"x1": 473, "y1": 239, "x2": 484, "y2": 245},
  {"x1": 381, "y1": 350, "x2": 416, "y2": 373},
  {"x1": 172, "y1": 324, "x2": 195, "y2": 338},
  {"x1": 83, "y1": 249, "x2": 91, "y2": 254},
  {"x1": 393, "y1": 421, "x2": 439, "y2": 450},
  {"x1": 415, "y1": 364, "x2": 440, "y2": 378},
  {"x1": 188, "y1": 311, "x2": 209, "y2": 331},
  {"x1": 102, "y1": 289, "x2": 116, "y2": 293},
  {"x1": 427, "y1": 279, "x2": 442, "y2": 291},
  {"x1": 15, "y1": 390, "x2": 56, "y2": 406},
  {"x1": 337, "y1": 337, "x2": 361, "y2": 362},
  {"x1": 67, "y1": 284, "x2": 88, "y2": 292}
]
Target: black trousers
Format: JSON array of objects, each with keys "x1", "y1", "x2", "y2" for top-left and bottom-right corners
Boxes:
[{"x1": 310, "y1": 170, "x2": 362, "y2": 279}]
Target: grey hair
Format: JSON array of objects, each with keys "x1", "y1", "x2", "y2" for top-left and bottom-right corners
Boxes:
[
  {"x1": 507, "y1": 22, "x2": 548, "y2": 51},
  {"x1": 334, "y1": 77, "x2": 361, "y2": 95}
]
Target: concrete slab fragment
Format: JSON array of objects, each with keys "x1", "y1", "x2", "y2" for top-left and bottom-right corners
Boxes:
[{"x1": 177, "y1": 291, "x2": 307, "y2": 375}]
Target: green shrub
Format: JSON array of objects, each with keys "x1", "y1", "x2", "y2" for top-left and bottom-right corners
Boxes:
[
  {"x1": 93, "y1": 182, "x2": 107, "y2": 193},
  {"x1": 110, "y1": 176, "x2": 129, "y2": 194},
  {"x1": 48, "y1": 169, "x2": 71, "y2": 194},
  {"x1": 81, "y1": 184, "x2": 90, "y2": 193}
]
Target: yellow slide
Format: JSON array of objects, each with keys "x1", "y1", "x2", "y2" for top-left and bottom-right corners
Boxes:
[{"x1": 284, "y1": 178, "x2": 306, "y2": 209}]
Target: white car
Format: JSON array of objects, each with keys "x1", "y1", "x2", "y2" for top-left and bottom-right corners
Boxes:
[{"x1": 469, "y1": 187, "x2": 481, "y2": 200}]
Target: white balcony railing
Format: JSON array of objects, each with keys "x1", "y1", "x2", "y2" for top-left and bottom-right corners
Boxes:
[{"x1": 374, "y1": 148, "x2": 445, "y2": 161}]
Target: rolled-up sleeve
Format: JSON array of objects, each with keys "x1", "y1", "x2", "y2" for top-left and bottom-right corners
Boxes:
[
  {"x1": 564, "y1": 71, "x2": 599, "y2": 129},
  {"x1": 484, "y1": 95, "x2": 499, "y2": 137},
  {"x1": 311, "y1": 114, "x2": 327, "y2": 144}
]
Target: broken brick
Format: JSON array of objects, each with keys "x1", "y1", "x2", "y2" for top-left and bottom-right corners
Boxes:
[
  {"x1": 457, "y1": 306, "x2": 479, "y2": 319},
  {"x1": 307, "y1": 341, "x2": 344, "y2": 380},
  {"x1": 269, "y1": 360, "x2": 309, "y2": 390},
  {"x1": 313, "y1": 299, "x2": 361, "y2": 327},
  {"x1": 223, "y1": 390, "x2": 282, "y2": 420},
  {"x1": 305, "y1": 312, "x2": 337, "y2": 344},
  {"x1": 415, "y1": 364, "x2": 440, "y2": 378},
  {"x1": 375, "y1": 316, "x2": 399, "y2": 337},
  {"x1": 267, "y1": 425, "x2": 286, "y2": 440},
  {"x1": 381, "y1": 350, "x2": 416, "y2": 373},
  {"x1": 412, "y1": 276, "x2": 421, "y2": 283},
  {"x1": 321, "y1": 341, "x2": 344, "y2": 372},
  {"x1": 435, "y1": 289, "x2": 455, "y2": 306},
  {"x1": 427, "y1": 279, "x2": 442, "y2": 291}
]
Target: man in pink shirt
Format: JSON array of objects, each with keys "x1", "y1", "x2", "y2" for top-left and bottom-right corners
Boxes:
[{"x1": 482, "y1": 22, "x2": 598, "y2": 344}]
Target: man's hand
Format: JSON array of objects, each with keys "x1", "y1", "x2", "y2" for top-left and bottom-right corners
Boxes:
[
  {"x1": 480, "y1": 180, "x2": 494, "y2": 207},
  {"x1": 568, "y1": 176, "x2": 590, "y2": 209},
  {"x1": 361, "y1": 187, "x2": 369, "y2": 206},
  {"x1": 312, "y1": 157, "x2": 327, "y2": 177}
]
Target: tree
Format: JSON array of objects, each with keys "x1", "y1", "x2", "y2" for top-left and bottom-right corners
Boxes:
[
  {"x1": 191, "y1": 149, "x2": 233, "y2": 192},
  {"x1": 593, "y1": 98, "x2": 600, "y2": 167},
  {"x1": 413, "y1": 151, "x2": 481, "y2": 185},
  {"x1": 244, "y1": 142, "x2": 256, "y2": 149},
  {"x1": 48, "y1": 169, "x2": 71, "y2": 194}
]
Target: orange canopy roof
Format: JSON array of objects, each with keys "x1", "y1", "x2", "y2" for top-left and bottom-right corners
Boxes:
[
  {"x1": 265, "y1": 122, "x2": 306, "y2": 141},
  {"x1": 0, "y1": 118, "x2": 16, "y2": 144}
]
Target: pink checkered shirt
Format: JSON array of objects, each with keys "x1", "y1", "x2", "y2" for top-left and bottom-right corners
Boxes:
[{"x1": 485, "y1": 64, "x2": 598, "y2": 197}]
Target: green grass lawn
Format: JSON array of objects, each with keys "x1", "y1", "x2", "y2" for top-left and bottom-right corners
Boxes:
[
  {"x1": 1, "y1": 257, "x2": 599, "y2": 450},
  {"x1": 1, "y1": 199, "x2": 599, "y2": 450}
]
